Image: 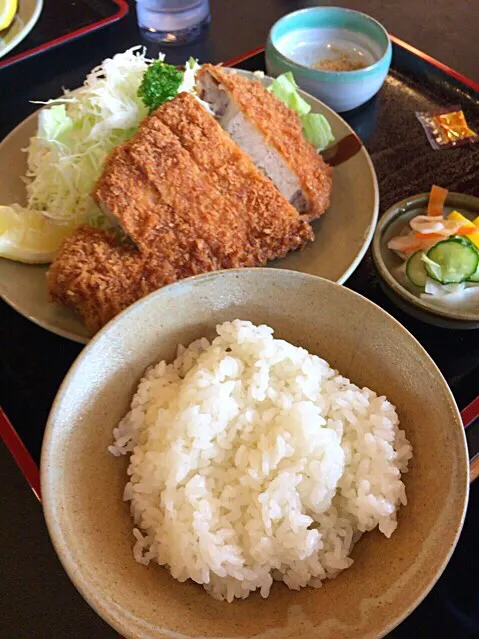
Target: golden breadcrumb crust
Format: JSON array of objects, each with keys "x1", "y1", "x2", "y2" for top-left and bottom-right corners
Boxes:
[
  {"x1": 198, "y1": 64, "x2": 332, "y2": 221},
  {"x1": 47, "y1": 226, "x2": 144, "y2": 332},
  {"x1": 93, "y1": 93, "x2": 312, "y2": 256}
]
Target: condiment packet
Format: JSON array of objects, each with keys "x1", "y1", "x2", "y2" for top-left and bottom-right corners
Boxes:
[{"x1": 416, "y1": 105, "x2": 479, "y2": 150}]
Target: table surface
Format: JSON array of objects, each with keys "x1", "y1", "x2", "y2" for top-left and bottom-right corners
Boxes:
[{"x1": 1, "y1": 0, "x2": 479, "y2": 637}]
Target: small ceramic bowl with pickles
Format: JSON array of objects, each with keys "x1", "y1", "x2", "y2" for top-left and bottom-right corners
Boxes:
[
  {"x1": 265, "y1": 7, "x2": 392, "y2": 113},
  {"x1": 373, "y1": 191, "x2": 479, "y2": 329}
]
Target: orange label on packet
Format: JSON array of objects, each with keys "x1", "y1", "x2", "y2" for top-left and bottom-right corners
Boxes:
[{"x1": 416, "y1": 105, "x2": 479, "y2": 150}]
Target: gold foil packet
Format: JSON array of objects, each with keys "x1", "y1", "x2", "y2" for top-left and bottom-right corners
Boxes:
[{"x1": 416, "y1": 105, "x2": 479, "y2": 150}]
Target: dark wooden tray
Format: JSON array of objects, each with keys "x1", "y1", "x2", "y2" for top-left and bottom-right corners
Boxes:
[{"x1": 1, "y1": 35, "x2": 479, "y2": 639}]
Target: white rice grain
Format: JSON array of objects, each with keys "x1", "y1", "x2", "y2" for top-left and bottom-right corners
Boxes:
[{"x1": 110, "y1": 320, "x2": 412, "y2": 601}]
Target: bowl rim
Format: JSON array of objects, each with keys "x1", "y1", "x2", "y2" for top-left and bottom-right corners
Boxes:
[
  {"x1": 372, "y1": 191, "x2": 479, "y2": 323},
  {"x1": 40, "y1": 268, "x2": 470, "y2": 639},
  {"x1": 267, "y1": 7, "x2": 392, "y2": 80}
]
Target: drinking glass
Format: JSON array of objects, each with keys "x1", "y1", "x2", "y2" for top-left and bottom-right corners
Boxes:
[{"x1": 136, "y1": 0, "x2": 211, "y2": 45}]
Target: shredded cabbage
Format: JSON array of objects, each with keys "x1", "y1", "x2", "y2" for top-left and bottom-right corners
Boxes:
[
  {"x1": 25, "y1": 47, "x2": 153, "y2": 225},
  {"x1": 38, "y1": 105, "x2": 74, "y2": 142},
  {"x1": 179, "y1": 57, "x2": 201, "y2": 93},
  {"x1": 24, "y1": 48, "x2": 202, "y2": 227}
]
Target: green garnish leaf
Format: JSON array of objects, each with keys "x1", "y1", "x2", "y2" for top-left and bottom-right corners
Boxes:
[
  {"x1": 301, "y1": 113, "x2": 335, "y2": 150},
  {"x1": 138, "y1": 60, "x2": 183, "y2": 114},
  {"x1": 266, "y1": 71, "x2": 335, "y2": 150},
  {"x1": 268, "y1": 72, "x2": 311, "y2": 117}
]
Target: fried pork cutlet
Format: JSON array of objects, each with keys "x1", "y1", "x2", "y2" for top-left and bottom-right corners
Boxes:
[
  {"x1": 47, "y1": 226, "x2": 143, "y2": 332},
  {"x1": 196, "y1": 64, "x2": 332, "y2": 221},
  {"x1": 49, "y1": 93, "x2": 314, "y2": 333},
  {"x1": 47, "y1": 226, "x2": 193, "y2": 333},
  {"x1": 93, "y1": 93, "x2": 313, "y2": 259}
]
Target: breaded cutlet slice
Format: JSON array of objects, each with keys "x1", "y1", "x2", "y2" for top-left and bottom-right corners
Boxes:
[
  {"x1": 196, "y1": 64, "x2": 332, "y2": 221},
  {"x1": 93, "y1": 94, "x2": 312, "y2": 266},
  {"x1": 47, "y1": 224, "x2": 227, "y2": 334},
  {"x1": 151, "y1": 93, "x2": 314, "y2": 260},
  {"x1": 91, "y1": 142, "x2": 226, "y2": 272},
  {"x1": 47, "y1": 225, "x2": 189, "y2": 333},
  {"x1": 47, "y1": 226, "x2": 144, "y2": 333}
]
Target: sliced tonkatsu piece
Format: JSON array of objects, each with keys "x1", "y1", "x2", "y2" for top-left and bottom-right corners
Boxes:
[
  {"x1": 93, "y1": 93, "x2": 313, "y2": 263},
  {"x1": 47, "y1": 225, "x2": 192, "y2": 333},
  {"x1": 47, "y1": 226, "x2": 145, "y2": 333},
  {"x1": 47, "y1": 224, "x2": 227, "y2": 334},
  {"x1": 196, "y1": 64, "x2": 332, "y2": 221},
  {"x1": 150, "y1": 92, "x2": 314, "y2": 262}
]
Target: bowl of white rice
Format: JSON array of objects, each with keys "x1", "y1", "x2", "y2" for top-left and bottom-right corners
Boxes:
[{"x1": 41, "y1": 268, "x2": 469, "y2": 639}]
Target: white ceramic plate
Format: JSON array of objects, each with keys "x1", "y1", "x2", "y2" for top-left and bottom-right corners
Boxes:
[
  {"x1": 0, "y1": 0, "x2": 43, "y2": 60},
  {"x1": 0, "y1": 69, "x2": 379, "y2": 343}
]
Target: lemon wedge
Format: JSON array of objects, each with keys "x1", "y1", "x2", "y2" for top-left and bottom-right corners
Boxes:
[
  {"x1": 0, "y1": 0, "x2": 18, "y2": 30},
  {"x1": 0, "y1": 205, "x2": 75, "y2": 264}
]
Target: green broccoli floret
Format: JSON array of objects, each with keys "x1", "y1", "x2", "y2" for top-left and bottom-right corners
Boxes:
[{"x1": 138, "y1": 61, "x2": 183, "y2": 114}]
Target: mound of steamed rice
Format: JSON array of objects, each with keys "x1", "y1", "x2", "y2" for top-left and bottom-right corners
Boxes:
[{"x1": 109, "y1": 320, "x2": 412, "y2": 602}]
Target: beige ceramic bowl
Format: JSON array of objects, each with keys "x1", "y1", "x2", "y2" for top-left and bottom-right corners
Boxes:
[{"x1": 41, "y1": 269, "x2": 469, "y2": 639}]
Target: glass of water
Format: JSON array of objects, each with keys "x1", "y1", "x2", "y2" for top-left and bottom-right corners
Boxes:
[{"x1": 136, "y1": 0, "x2": 211, "y2": 45}]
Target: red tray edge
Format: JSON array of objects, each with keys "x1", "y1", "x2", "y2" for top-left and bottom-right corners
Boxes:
[{"x1": 0, "y1": 407, "x2": 41, "y2": 500}]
